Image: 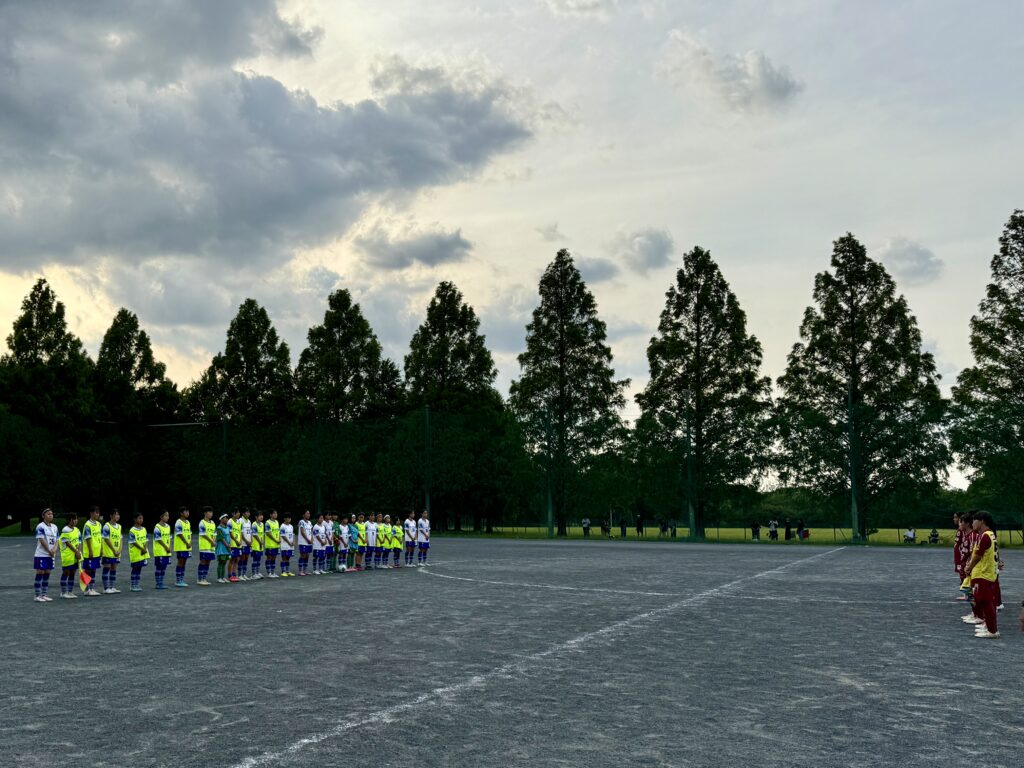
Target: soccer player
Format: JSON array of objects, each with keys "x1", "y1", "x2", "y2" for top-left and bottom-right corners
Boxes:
[
  {"x1": 215, "y1": 513, "x2": 231, "y2": 583},
  {"x1": 280, "y1": 513, "x2": 295, "y2": 577},
  {"x1": 957, "y1": 513, "x2": 976, "y2": 608},
  {"x1": 173, "y1": 506, "x2": 192, "y2": 588},
  {"x1": 323, "y1": 512, "x2": 336, "y2": 574},
  {"x1": 377, "y1": 514, "x2": 390, "y2": 568},
  {"x1": 952, "y1": 512, "x2": 965, "y2": 599},
  {"x1": 153, "y1": 510, "x2": 172, "y2": 589},
  {"x1": 228, "y1": 508, "x2": 243, "y2": 583},
  {"x1": 239, "y1": 508, "x2": 253, "y2": 581},
  {"x1": 312, "y1": 513, "x2": 327, "y2": 574},
  {"x1": 417, "y1": 510, "x2": 431, "y2": 566},
  {"x1": 337, "y1": 514, "x2": 350, "y2": 573},
  {"x1": 404, "y1": 510, "x2": 417, "y2": 567},
  {"x1": 33, "y1": 508, "x2": 58, "y2": 602},
  {"x1": 962, "y1": 511, "x2": 1001, "y2": 638},
  {"x1": 347, "y1": 516, "x2": 359, "y2": 570},
  {"x1": 101, "y1": 508, "x2": 122, "y2": 594},
  {"x1": 297, "y1": 510, "x2": 313, "y2": 576},
  {"x1": 197, "y1": 506, "x2": 217, "y2": 586},
  {"x1": 365, "y1": 513, "x2": 378, "y2": 570},
  {"x1": 81, "y1": 505, "x2": 103, "y2": 596},
  {"x1": 128, "y1": 513, "x2": 149, "y2": 591},
  {"x1": 58, "y1": 513, "x2": 82, "y2": 599},
  {"x1": 391, "y1": 516, "x2": 402, "y2": 567},
  {"x1": 265, "y1": 509, "x2": 281, "y2": 578},
  {"x1": 354, "y1": 513, "x2": 367, "y2": 571},
  {"x1": 250, "y1": 510, "x2": 265, "y2": 580}
]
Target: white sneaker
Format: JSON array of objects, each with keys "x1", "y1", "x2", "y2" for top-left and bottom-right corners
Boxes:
[
  {"x1": 66, "y1": 592, "x2": 78, "y2": 599},
  {"x1": 962, "y1": 615, "x2": 983, "y2": 624},
  {"x1": 109, "y1": 587, "x2": 121, "y2": 594},
  {"x1": 85, "y1": 589, "x2": 101, "y2": 596},
  {"x1": 60, "y1": 593, "x2": 73, "y2": 599},
  {"x1": 104, "y1": 588, "x2": 117, "y2": 594},
  {"x1": 41, "y1": 595, "x2": 53, "y2": 601},
  {"x1": 240, "y1": 575, "x2": 249, "y2": 581},
  {"x1": 997, "y1": 604, "x2": 1004, "y2": 611},
  {"x1": 34, "y1": 595, "x2": 46, "y2": 602},
  {"x1": 974, "y1": 629, "x2": 1001, "y2": 639}
]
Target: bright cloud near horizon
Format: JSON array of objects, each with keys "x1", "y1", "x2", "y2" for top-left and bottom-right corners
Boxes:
[{"x1": 1, "y1": 0, "x2": 1022, "y2": 454}]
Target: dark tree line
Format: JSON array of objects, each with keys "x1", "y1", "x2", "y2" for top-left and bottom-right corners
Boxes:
[{"x1": 2, "y1": 211, "x2": 1022, "y2": 535}]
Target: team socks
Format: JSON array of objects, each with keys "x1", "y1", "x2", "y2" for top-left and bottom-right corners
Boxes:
[
  {"x1": 216, "y1": 560, "x2": 226, "y2": 580},
  {"x1": 197, "y1": 562, "x2": 208, "y2": 581},
  {"x1": 102, "y1": 566, "x2": 110, "y2": 589},
  {"x1": 155, "y1": 564, "x2": 166, "y2": 588},
  {"x1": 108, "y1": 570, "x2": 116, "y2": 589},
  {"x1": 131, "y1": 566, "x2": 142, "y2": 588},
  {"x1": 34, "y1": 573, "x2": 43, "y2": 597},
  {"x1": 299, "y1": 555, "x2": 308, "y2": 573}
]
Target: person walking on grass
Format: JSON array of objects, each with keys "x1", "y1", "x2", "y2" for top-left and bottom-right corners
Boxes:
[
  {"x1": 264, "y1": 509, "x2": 281, "y2": 578},
  {"x1": 153, "y1": 510, "x2": 172, "y2": 590},
  {"x1": 215, "y1": 513, "x2": 231, "y2": 583},
  {"x1": 59, "y1": 513, "x2": 82, "y2": 599},
  {"x1": 128, "y1": 513, "x2": 149, "y2": 591},
  {"x1": 173, "y1": 506, "x2": 191, "y2": 588},
  {"x1": 196, "y1": 506, "x2": 216, "y2": 586},
  {"x1": 279, "y1": 513, "x2": 295, "y2": 577},
  {"x1": 81, "y1": 506, "x2": 103, "y2": 596},
  {"x1": 100, "y1": 508, "x2": 122, "y2": 594},
  {"x1": 33, "y1": 508, "x2": 58, "y2": 602}
]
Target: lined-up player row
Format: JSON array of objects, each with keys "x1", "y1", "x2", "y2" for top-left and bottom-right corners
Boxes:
[{"x1": 30, "y1": 506, "x2": 432, "y2": 600}]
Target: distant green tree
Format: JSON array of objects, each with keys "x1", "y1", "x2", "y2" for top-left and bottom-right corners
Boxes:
[
  {"x1": 95, "y1": 308, "x2": 179, "y2": 423},
  {"x1": 404, "y1": 281, "x2": 498, "y2": 408},
  {"x1": 636, "y1": 246, "x2": 773, "y2": 538},
  {"x1": 183, "y1": 299, "x2": 293, "y2": 423},
  {"x1": 775, "y1": 234, "x2": 948, "y2": 540},
  {"x1": 295, "y1": 289, "x2": 404, "y2": 420},
  {"x1": 950, "y1": 210, "x2": 1024, "y2": 518},
  {"x1": 509, "y1": 249, "x2": 628, "y2": 535},
  {"x1": 0, "y1": 278, "x2": 94, "y2": 528}
]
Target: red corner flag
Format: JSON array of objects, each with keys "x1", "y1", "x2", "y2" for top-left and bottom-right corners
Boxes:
[{"x1": 79, "y1": 569, "x2": 92, "y2": 593}]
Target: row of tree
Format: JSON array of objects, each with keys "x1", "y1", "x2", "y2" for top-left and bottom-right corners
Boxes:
[{"x1": 2, "y1": 211, "x2": 1022, "y2": 536}]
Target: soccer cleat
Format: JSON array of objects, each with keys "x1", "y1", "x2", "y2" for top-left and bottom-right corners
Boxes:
[
  {"x1": 974, "y1": 629, "x2": 1001, "y2": 639},
  {"x1": 177, "y1": 582, "x2": 189, "y2": 588},
  {"x1": 229, "y1": 576, "x2": 239, "y2": 583},
  {"x1": 109, "y1": 587, "x2": 121, "y2": 594},
  {"x1": 197, "y1": 580, "x2": 210, "y2": 586},
  {"x1": 155, "y1": 584, "x2": 167, "y2": 590},
  {"x1": 66, "y1": 592, "x2": 78, "y2": 599}
]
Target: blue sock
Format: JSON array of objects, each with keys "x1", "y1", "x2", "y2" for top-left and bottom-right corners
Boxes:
[
  {"x1": 41, "y1": 572, "x2": 50, "y2": 595},
  {"x1": 59, "y1": 573, "x2": 67, "y2": 594},
  {"x1": 34, "y1": 573, "x2": 42, "y2": 596},
  {"x1": 109, "y1": 570, "x2": 116, "y2": 587}
]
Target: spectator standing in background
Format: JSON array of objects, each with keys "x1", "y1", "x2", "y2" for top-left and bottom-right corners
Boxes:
[
  {"x1": 784, "y1": 519, "x2": 792, "y2": 541},
  {"x1": 582, "y1": 517, "x2": 591, "y2": 538},
  {"x1": 619, "y1": 517, "x2": 627, "y2": 539},
  {"x1": 751, "y1": 522, "x2": 761, "y2": 541},
  {"x1": 796, "y1": 519, "x2": 805, "y2": 541},
  {"x1": 768, "y1": 519, "x2": 779, "y2": 541},
  {"x1": 636, "y1": 515, "x2": 644, "y2": 538}
]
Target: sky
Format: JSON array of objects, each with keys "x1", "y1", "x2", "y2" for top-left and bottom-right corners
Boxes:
[{"x1": 1, "y1": 0, "x2": 1022, "y2": 440}]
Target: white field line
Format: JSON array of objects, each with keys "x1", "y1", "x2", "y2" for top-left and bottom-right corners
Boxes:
[
  {"x1": 421, "y1": 571, "x2": 680, "y2": 597},
  {"x1": 229, "y1": 546, "x2": 845, "y2": 768}
]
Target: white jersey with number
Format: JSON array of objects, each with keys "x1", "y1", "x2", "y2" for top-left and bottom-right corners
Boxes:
[
  {"x1": 366, "y1": 521, "x2": 377, "y2": 546},
  {"x1": 339, "y1": 525, "x2": 350, "y2": 549},
  {"x1": 35, "y1": 522, "x2": 58, "y2": 558},
  {"x1": 404, "y1": 519, "x2": 417, "y2": 543},
  {"x1": 418, "y1": 518, "x2": 430, "y2": 541},
  {"x1": 241, "y1": 519, "x2": 252, "y2": 545},
  {"x1": 298, "y1": 519, "x2": 313, "y2": 546},
  {"x1": 279, "y1": 523, "x2": 294, "y2": 551},
  {"x1": 312, "y1": 523, "x2": 325, "y2": 551}
]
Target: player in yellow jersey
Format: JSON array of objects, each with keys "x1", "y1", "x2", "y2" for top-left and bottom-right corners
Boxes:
[
  {"x1": 197, "y1": 506, "x2": 217, "y2": 585},
  {"x1": 250, "y1": 510, "x2": 265, "y2": 580},
  {"x1": 81, "y1": 506, "x2": 103, "y2": 596},
  {"x1": 153, "y1": 510, "x2": 172, "y2": 589},
  {"x1": 128, "y1": 513, "x2": 149, "y2": 591},
  {"x1": 173, "y1": 506, "x2": 192, "y2": 588},
  {"x1": 228, "y1": 508, "x2": 243, "y2": 583},
  {"x1": 58, "y1": 513, "x2": 82, "y2": 598},
  {"x1": 354, "y1": 513, "x2": 367, "y2": 571},
  {"x1": 962, "y1": 511, "x2": 1001, "y2": 639},
  {"x1": 100, "y1": 508, "x2": 122, "y2": 594},
  {"x1": 391, "y1": 518, "x2": 402, "y2": 567},
  {"x1": 264, "y1": 509, "x2": 281, "y2": 578}
]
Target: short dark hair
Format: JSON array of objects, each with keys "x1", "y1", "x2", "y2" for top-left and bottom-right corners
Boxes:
[
  {"x1": 961, "y1": 513, "x2": 974, "y2": 524},
  {"x1": 134, "y1": 512, "x2": 144, "y2": 521},
  {"x1": 975, "y1": 511, "x2": 995, "y2": 528},
  {"x1": 202, "y1": 505, "x2": 212, "y2": 513}
]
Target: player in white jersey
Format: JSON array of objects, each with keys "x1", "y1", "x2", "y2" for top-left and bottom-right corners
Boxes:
[
  {"x1": 404, "y1": 510, "x2": 418, "y2": 567},
  {"x1": 279, "y1": 514, "x2": 295, "y2": 576},
  {"x1": 297, "y1": 510, "x2": 313, "y2": 576},
  {"x1": 365, "y1": 516, "x2": 378, "y2": 570},
  {"x1": 33, "y1": 508, "x2": 58, "y2": 602},
  {"x1": 239, "y1": 508, "x2": 253, "y2": 581},
  {"x1": 417, "y1": 510, "x2": 431, "y2": 566},
  {"x1": 311, "y1": 514, "x2": 327, "y2": 574},
  {"x1": 337, "y1": 514, "x2": 350, "y2": 573}
]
